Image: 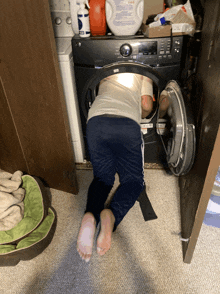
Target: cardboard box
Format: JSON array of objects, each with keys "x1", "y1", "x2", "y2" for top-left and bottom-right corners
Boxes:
[
  {"x1": 141, "y1": 22, "x2": 196, "y2": 38},
  {"x1": 141, "y1": 23, "x2": 171, "y2": 38}
]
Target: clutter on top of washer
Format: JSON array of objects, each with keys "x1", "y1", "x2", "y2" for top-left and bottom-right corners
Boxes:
[
  {"x1": 146, "y1": 0, "x2": 196, "y2": 37},
  {"x1": 105, "y1": 0, "x2": 144, "y2": 36},
  {"x1": 148, "y1": 16, "x2": 166, "y2": 27},
  {"x1": 89, "y1": 0, "x2": 106, "y2": 36},
  {"x1": 77, "y1": 0, "x2": 91, "y2": 37},
  {"x1": 69, "y1": 0, "x2": 91, "y2": 36}
]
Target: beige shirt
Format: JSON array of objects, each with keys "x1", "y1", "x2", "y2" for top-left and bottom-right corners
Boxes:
[{"x1": 87, "y1": 73, "x2": 153, "y2": 125}]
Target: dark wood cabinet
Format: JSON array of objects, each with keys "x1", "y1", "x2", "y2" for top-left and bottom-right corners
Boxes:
[
  {"x1": 0, "y1": 78, "x2": 28, "y2": 173},
  {"x1": 0, "y1": 0, "x2": 78, "y2": 194}
]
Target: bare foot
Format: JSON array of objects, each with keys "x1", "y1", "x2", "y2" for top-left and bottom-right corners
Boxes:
[
  {"x1": 77, "y1": 212, "x2": 96, "y2": 262},
  {"x1": 97, "y1": 209, "x2": 115, "y2": 256}
]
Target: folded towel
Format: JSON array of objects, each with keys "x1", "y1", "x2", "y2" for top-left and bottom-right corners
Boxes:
[
  {"x1": 0, "y1": 170, "x2": 23, "y2": 193},
  {"x1": 0, "y1": 171, "x2": 25, "y2": 231}
]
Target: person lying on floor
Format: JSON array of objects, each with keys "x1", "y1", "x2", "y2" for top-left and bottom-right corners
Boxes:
[{"x1": 77, "y1": 73, "x2": 154, "y2": 262}]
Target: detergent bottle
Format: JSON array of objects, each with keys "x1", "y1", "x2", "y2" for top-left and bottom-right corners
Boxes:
[
  {"x1": 69, "y1": 0, "x2": 80, "y2": 34},
  {"x1": 105, "y1": 0, "x2": 144, "y2": 36},
  {"x1": 89, "y1": 0, "x2": 106, "y2": 36},
  {"x1": 77, "y1": 0, "x2": 91, "y2": 37}
]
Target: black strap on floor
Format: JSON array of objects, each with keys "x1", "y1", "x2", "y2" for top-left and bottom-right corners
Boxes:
[{"x1": 137, "y1": 185, "x2": 158, "y2": 221}]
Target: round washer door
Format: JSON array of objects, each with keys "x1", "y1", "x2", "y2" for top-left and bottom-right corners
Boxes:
[
  {"x1": 80, "y1": 62, "x2": 167, "y2": 119},
  {"x1": 156, "y1": 80, "x2": 196, "y2": 176}
]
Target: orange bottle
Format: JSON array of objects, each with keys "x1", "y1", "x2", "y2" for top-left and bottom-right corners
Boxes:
[{"x1": 89, "y1": 0, "x2": 106, "y2": 36}]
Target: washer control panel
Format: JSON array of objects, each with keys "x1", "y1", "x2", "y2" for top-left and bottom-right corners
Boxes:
[
  {"x1": 72, "y1": 35, "x2": 185, "y2": 67},
  {"x1": 117, "y1": 37, "x2": 183, "y2": 64}
]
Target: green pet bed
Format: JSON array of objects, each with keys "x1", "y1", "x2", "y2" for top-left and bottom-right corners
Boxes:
[{"x1": 0, "y1": 175, "x2": 56, "y2": 266}]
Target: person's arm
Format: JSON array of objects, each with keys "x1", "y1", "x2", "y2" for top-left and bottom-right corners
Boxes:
[{"x1": 141, "y1": 77, "x2": 153, "y2": 118}]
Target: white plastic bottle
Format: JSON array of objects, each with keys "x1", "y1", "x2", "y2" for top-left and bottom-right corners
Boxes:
[
  {"x1": 149, "y1": 17, "x2": 166, "y2": 28},
  {"x1": 77, "y1": 1, "x2": 90, "y2": 38},
  {"x1": 69, "y1": 0, "x2": 80, "y2": 35},
  {"x1": 77, "y1": 1, "x2": 90, "y2": 37},
  {"x1": 105, "y1": 0, "x2": 144, "y2": 36}
]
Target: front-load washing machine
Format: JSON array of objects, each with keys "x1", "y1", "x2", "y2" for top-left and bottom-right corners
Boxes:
[{"x1": 72, "y1": 34, "x2": 196, "y2": 176}]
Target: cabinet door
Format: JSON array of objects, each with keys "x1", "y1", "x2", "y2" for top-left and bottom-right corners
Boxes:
[
  {"x1": 0, "y1": 0, "x2": 78, "y2": 194},
  {"x1": 0, "y1": 78, "x2": 28, "y2": 173},
  {"x1": 179, "y1": 0, "x2": 220, "y2": 263}
]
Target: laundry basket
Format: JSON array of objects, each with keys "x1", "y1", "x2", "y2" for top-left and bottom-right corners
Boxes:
[{"x1": 0, "y1": 175, "x2": 56, "y2": 266}]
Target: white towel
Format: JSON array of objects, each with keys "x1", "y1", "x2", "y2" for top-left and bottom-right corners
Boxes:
[{"x1": 0, "y1": 170, "x2": 25, "y2": 231}]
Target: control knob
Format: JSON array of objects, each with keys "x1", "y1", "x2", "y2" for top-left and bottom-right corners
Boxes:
[
  {"x1": 66, "y1": 17, "x2": 72, "y2": 25},
  {"x1": 55, "y1": 17, "x2": 62, "y2": 25},
  {"x1": 120, "y1": 44, "x2": 132, "y2": 57}
]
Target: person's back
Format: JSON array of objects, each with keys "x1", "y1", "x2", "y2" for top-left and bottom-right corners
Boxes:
[{"x1": 88, "y1": 73, "x2": 153, "y2": 123}]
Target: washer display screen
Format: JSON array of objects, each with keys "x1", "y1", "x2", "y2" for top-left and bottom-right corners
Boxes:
[{"x1": 139, "y1": 42, "x2": 157, "y2": 55}]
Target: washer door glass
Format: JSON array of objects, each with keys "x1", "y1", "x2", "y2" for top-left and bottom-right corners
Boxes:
[{"x1": 156, "y1": 80, "x2": 196, "y2": 176}]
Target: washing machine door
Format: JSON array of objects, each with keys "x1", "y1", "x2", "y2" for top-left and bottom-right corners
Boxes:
[
  {"x1": 80, "y1": 62, "x2": 167, "y2": 120},
  {"x1": 156, "y1": 80, "x2": 196, "y2": 176}
]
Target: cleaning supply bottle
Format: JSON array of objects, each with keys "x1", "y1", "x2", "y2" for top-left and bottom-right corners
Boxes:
[
  {"x1": 105, "y1": 0, "x2": 144, "y2": 36},
  {"x1": 69, "y1": 0, "x2": 80, "y2": 34},
  {"x1": 89, "y1": 0, "x2": 106, "y2": 36},
  {"x1": 77, "y1": 0, "x2": 91, "y2": 37},
  {"x1": 149, "y1": 17, "x2": 166, "y2": 28}
]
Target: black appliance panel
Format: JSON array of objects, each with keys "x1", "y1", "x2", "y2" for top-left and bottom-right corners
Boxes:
[{"x1": 72, "y1": 35, "x2": 185, "y2": 67}]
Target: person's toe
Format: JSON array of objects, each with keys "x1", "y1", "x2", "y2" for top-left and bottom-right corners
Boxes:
[
  {"x1": 97, "y1": 247, "x2": 102, "y2": 254},
  {"x1": 97, "y1": 247, "x2": 107, "y2": 256},
  {"x1": 85, "y1": 254, "x2": 91, "y2": 262}
]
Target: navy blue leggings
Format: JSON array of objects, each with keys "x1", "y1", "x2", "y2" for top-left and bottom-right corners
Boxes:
[{"x1": 85, "y1": 116, "x2": 145, "y2": 231}]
